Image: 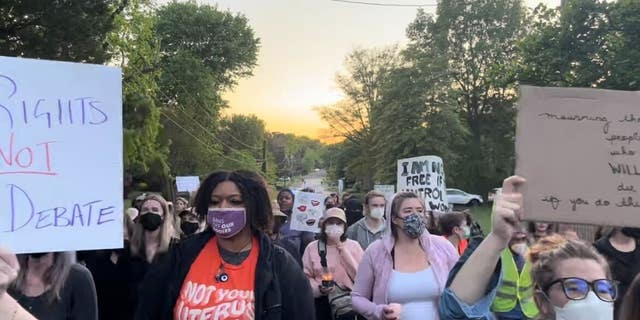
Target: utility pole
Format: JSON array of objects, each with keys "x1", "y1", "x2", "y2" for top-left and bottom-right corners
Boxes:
[{"x1": 261, "y1": 139, "x2": 267, "y2": 174}]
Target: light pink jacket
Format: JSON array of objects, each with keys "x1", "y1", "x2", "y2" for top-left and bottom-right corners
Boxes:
[
  {"x1": 302, "y1": 239, "x2": 364, "y2": 298},
  {"x1": 351, "y1": 225, "x2": 458, "y2": 320}
]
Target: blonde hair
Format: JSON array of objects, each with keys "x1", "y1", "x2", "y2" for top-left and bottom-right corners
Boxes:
[
  {"x1": 14, "y1": 252, "x2": 74, "y2": 304},
  {"x1": 130, "y1": 193, "x2": 175, "y2": 259},
  {"x1": 528, "y1": 234, "x2": 610, "y2": 317}
]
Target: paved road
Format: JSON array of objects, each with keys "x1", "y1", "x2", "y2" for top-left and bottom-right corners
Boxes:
[{"x1": 296, "y1": 169, "x2": 327, "y2": 194}]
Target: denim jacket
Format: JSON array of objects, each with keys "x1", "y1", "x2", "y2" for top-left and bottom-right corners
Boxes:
[{"x1": 438, "y1": 235, "x2": 503, "y2": 320}]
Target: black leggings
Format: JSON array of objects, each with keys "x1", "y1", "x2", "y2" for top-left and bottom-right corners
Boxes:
[{"x1": 314, "y1": 297, "x2": 366, "y2": 320}]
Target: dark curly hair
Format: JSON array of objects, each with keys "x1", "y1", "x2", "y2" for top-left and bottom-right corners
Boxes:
[{"x1": 194, "y1": 170, "x2": 272, "y2": 234}]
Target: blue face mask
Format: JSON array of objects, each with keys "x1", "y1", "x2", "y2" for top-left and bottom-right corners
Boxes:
[{"x1": 399, "y1": 213, "x2": 425, "y2": 239}]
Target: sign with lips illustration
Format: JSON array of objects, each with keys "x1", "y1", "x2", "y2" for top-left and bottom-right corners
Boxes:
[{"x1": 290, "y1": 191, "x2": 326, "y2": 233}]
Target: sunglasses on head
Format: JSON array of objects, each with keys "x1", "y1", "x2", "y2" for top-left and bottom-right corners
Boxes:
[{"x1": 542, "y1": 277, "x2": 618, "y2": 302}]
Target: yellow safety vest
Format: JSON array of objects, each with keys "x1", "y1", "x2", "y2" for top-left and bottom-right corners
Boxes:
[{"x1": 491, "y1": 249, "x2": 539, "y2": 318}]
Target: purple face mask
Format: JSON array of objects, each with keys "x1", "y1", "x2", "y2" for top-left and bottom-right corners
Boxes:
[{"x1": 207, "y1": 208, "x2": 247, "y2": 238}]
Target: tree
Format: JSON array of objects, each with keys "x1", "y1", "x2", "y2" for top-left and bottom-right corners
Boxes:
[
  {"x1": 404, "y1": 0, "x2": 526, "y2": 193},
  {"x1": 372, "y1": 65, "x2": 469, "y2": 186},
  {"x1": 267, "y1": 133, "x2": 324, "y2": 180},
  {"x1": 110, "y1": 0, "x2": 169, "y2": 180},
  {"x1": 517, "y1": 0, "x2": 610, "y2": 87},
  {"x1": 604, "y1": 0, "x2": 640, "y2": 90},
  {"x1": 518, "y1": 0, "x2": 640, "y2": 91},
  {"x1": 0, "y1": 0, "x2": 127, "y2": 63},
  {"x1": 219, "y1": 114, "x2": 266, "y2": 158},
  {"x1": 151, "y1": 1, "x2": 260, "y2": 175},
  {"x1": 317, "y1": 46, "x2": 403, "y2": 190}
]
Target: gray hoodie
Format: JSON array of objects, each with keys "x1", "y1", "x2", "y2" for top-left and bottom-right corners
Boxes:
[{"x1": 346, "y1": 217, "x2": 387, "y2": 250}]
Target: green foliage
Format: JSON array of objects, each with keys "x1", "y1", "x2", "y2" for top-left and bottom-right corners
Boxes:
[
  {"x1": 114, "y1": 0, "x2": 169, "y2": 179},
  {"x1": 152, "y1": 1, "x2": 260, "y2": 177},
  {"x1": 0, "y1": 0, "x2": 126, "y2": 63},
  {"x1": 323, "y1": 0, "x2": 525, "y2": 194},
  {"x1": 268, "y1": 132, "x2": 324, "y2": 179},
  {"x1": 317, "y1": 46, "x2": 403, "y2": 191}
]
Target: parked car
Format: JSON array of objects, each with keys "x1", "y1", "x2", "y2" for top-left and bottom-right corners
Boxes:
[
  {"x1": 446, "y1": 188, "x2": 483, "y2": 206},
  {"x1": 488, "y1": 188, "x2": 502, "y2": 203}
]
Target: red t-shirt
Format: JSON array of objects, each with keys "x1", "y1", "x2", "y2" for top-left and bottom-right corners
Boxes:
[{"x1": 174, "y1": 236, "x2": 259, "y2": 320}]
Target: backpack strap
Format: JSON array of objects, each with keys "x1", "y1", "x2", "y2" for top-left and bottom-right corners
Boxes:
[{"x1": 317, "y1": 240, "x2": 328, "y2": 268}]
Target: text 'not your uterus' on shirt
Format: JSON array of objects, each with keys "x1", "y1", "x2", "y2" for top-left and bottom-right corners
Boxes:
[{"x1": 175, "y1": 281, "x2": 255, "y2": 320}]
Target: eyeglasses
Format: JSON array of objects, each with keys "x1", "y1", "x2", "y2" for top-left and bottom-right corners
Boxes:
[{"x1": 543, "y1": 277, "x2": 618, "y2": 302}]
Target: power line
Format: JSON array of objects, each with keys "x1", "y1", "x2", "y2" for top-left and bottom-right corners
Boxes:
[
  {"x1": 126, "y1": 69, "x2": 253, "y2": 167},
  {"x1": 160, "y1": 110, "x2": 253, "y2": 167},
  {"x1": 127, "y1": 61, "x2": 255, "y2": 157},
  {"x1": 330, "y1": 0, "x2": 437, "y2": 7},
  {"x1": 127, "y1": 48, "x2": 262, "y2": 152}
]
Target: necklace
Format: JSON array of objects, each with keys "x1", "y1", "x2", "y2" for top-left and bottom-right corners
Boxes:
[{"x1": 215, "y1": 238, "x2": 253, "y2": 283}]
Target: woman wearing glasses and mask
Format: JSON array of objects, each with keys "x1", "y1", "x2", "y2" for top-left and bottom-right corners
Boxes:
[
  {"x1": 135, "y1": 170, "x2": 314, "y2": 320},
  {"x1": 439, "y1": 176, "x2": 619, "y2": 320}
]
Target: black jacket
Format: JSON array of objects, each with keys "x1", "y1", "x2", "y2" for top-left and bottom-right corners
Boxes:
[{"x1": 135, "y1": 230, "x2": 315, "y2": 320}]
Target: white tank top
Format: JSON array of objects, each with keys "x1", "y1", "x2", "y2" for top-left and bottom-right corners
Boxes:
[{"x1": 387, "y1": 267, "x2": 439, "y2": 320}]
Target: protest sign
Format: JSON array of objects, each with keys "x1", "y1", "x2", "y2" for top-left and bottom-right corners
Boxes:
[
  {"x1": 290, "y1": 191, "x2": 325, "y2": 233},
  {"x1": 176, "y1": 176, "x2": 200, "y2": 192},
  {"x1": 374, "y1": 184, "x2": 395, "y2": 203},
  {"x1": 516, "y1": 85, "x2": 640, "y2": 227},
  {"x1": 0, "y1": 56, "x2": 123, "y2": 253},
  {"x1": 397, "y1": 155, "x2": 449, "y2": 212},
  {"x1": 374, "y1": 185, "x2": 395, "y2": 194}
]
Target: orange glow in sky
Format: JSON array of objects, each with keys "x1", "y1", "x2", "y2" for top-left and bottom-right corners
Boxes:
[{"x1": 200, "y1": 0, "x2": 560, "y2": 140}]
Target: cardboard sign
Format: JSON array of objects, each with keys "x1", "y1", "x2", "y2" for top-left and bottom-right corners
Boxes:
[
  {"x1": 397, "y1": 155, "x2": 449, "y2": 212},
  {"x1": 290, "y1": 191, "x2": 325, "y2": 233},
  {"x1": 0, "y1": 57, "x2": 123, "y2": 253},
  {"x1": 516, "y1": 85, "x2": 640, "y2": 227},
  {"x1": 176, "y1": 176, "x2": 200, "y2": 192}
]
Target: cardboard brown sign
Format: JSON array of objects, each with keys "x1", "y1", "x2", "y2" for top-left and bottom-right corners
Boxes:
[{"x1": 516, "y1": 85, "x2": 640, "y2": 228}]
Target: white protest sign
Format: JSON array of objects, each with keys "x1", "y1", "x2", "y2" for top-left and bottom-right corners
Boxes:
[
  {"x1": 374, "y1": 185, "x2": 395, "y2": 194},
  {"x1": 397, "y1": 155, "x2": 449, "y2": 213},
  {"x1": 176, "y1": 176, "x2": 200, "y2": 192},
  {"x1": 0, "y1": 56, "x2": 123, "y2": 253},
  {"x1": 290, "y1": 191, "x2": 325, "y2": 233},
  {"x1": 374, "y1": 184, "x2": 395, "y2": 202}
]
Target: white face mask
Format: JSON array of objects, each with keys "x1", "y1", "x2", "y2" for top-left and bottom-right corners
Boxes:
[
  {"x1": 369, "y1": 207, "x2": 384, "y2": 220},
  {"x1": 461, "y1": 225, "x2": 471, "y2": 239},
  {"x1": 553, "y1": 292, "x2": 613, "y2": 320},
  {"x1": 325, "y1": 224, "x2": 344, "y2": 239}
]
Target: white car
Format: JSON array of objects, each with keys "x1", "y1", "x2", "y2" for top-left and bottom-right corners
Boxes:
[{"x1": 446, "y1": 188, "x2": 483, "y2": 206}]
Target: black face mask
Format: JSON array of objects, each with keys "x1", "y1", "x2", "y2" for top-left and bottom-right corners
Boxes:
[
  {"x1": 181, "y1": 221, "x2": 199, "y2": 236},
  {"x1": 139, "y1": 213, "x2": 163, "y2": 232},
  {"x1": 621, "y1": 227, "x2": 640, "y2": 239},
  {"x1": 29, "y1": 252, "x2": 47, "y2": 259}
]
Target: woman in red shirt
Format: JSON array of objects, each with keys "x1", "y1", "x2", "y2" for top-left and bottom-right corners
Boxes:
[{"x1": 135, "y1": 170, "x2": 314, "y2": 320}]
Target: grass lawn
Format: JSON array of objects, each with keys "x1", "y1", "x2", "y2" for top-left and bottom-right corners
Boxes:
[{"x1": 469, "y1": 204, "x2": 493, "y2": 234}]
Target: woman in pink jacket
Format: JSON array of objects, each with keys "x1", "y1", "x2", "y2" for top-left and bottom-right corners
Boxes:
[
  {"x1": 351, "y1": 192, "x2": 459, "y2": 320},
  {"x1": 303, "y1": 207, "x2": 364, "y2": 319}
]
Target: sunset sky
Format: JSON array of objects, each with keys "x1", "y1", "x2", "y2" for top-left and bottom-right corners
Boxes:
[{"x1": 199, "y1": 0, "x2": 561, "y2": 139}]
